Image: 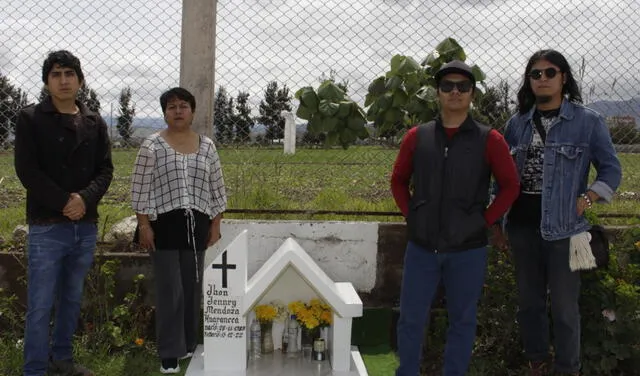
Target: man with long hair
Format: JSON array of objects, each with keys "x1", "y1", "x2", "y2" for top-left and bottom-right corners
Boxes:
[{"x1": 499, "y1": 50, "x2": 621, "y2": 375}]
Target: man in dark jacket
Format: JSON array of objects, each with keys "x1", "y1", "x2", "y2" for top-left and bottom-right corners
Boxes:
[
  {"x1": 14, "y1": 50, "x2": 113, "y2": 376},
  {"x1": 391, "y1": 60, "x2": 520, "y2": 376}
]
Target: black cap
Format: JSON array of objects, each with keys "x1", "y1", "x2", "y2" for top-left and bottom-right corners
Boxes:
[{"x1": 434, "y1": 60, "x2": 475, "y2": 86}]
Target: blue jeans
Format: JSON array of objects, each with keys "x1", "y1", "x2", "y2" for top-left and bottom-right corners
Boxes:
[
  {"x1": 23, "y1": 222, "x2": 97, "y2": 376},
  {"x1": 507, "y1": 223, "x2": 581, "y2": 373},
  {"x1": 396, "y1": 242, "x2": 488, "y2": 376}
]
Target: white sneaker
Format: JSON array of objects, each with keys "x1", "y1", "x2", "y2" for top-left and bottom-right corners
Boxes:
[{"x1": 160, "y1": 363, "x2": 180, "y2": 374}]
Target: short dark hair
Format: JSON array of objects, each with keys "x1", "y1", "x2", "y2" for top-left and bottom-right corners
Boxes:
[
  {"x1": 160, "y1": 87, "x2": 196, "y2": 113},
  {"x1": 516, "y1": 49, "x2": 582, "y2": 114},
  {"x1": 42, "y1": 50, "x2": 84, "y2": 85}
]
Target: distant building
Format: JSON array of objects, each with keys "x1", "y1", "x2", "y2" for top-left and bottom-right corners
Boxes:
[{"x1": 606, "y1": 115, "x2": 636, "y2": 128}]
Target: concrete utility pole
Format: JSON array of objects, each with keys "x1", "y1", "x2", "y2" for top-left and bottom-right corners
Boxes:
[{"x1": 180, "y1": 0, "x2": 217, "y2": 138}]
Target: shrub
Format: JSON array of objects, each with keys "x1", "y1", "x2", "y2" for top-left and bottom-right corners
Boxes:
[
  {"x1": 609, "y1": 123, "x2": 640, "y2": 145},
  {"x1": 580, "y1": 228, "x2": 640, "y2": 375}
]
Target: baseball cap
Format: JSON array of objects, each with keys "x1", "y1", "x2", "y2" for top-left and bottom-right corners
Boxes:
[{"x1": 434, "y1": 60, "x2": 476, "y2": 86}]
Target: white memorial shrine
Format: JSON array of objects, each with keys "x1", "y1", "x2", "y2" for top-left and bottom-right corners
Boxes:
[{"x1": 186, "y1": 230, "x2": 367, "y2": 376}]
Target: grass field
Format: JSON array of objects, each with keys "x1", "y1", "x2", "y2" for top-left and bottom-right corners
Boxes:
[{"x1": 1, "y1": 146, "x2": 639, "y2": 240}]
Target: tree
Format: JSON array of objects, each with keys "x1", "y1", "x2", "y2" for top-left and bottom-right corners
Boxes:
[
  {"x1": 0, "y1": 74, "x2": 30, "y2": 147},
  {"x1": 39, "y1": 83, "x2": 102, "y2": 113},
  {"x1": 295, "y1": 81, "x2": 368, "y2": 149},
  {"x1": 318, "y1": 69, "x2": 349, "y2": 94},
  {"x1": 365, "y1": 38, "x2": 486, "y2": 141},
  {"x1": 116, "y1": 87, "x2": 135, "y2": 144},
  {"x1": 214, "y1": 86, "x2": 234, "y2": 144},
  {"x1": 258, "y1": 81, "x2": 292, "y2": 142},
  {"x1": 234, "y1": 92, "x2": 253, "y2": 144},
  {"x1": 472, "y1": 80, "x2": 514, "y2": 131}
]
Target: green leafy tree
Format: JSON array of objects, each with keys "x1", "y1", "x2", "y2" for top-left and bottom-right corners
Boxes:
[
  {"x1": 295, "y1": 80, "x2": 368, "y2": 149},
  {"x1": 472, "y1": 80, "x2": 514, "y2": 131},
  {"x1": 0, "y1": 74, "x2": 30, "y2": 147},
  {"x1": 318, "y1": 69, "x2": 349, "y2": 94},
  {"x1": 39, "y1": 83, "x2": 101, "y2": 113},
  {"x1": 214, "y1": 86, "x2": 234, "y2": 144},
  {"x1": 116, "y1": 87, "x2": 135, "y2": 144},
  {"x1": 234, "y1": 91, "x2": 253, "y2": 144},
  {"x1": 258, "y1": 81, "x2": 292, "y2": 142},
  {"x1": 365, "y1": 38, "x2": 485, "y2": 140}
]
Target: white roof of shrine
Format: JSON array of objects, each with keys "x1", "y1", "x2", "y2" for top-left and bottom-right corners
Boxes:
[{"x1": 243, "y1": 237, "x2": 363, "y2": 318}]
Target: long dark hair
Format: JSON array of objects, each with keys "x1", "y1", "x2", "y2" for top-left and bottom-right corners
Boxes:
[{"x1": 516, "y1": 49, "x2": 582, "y2": 114}]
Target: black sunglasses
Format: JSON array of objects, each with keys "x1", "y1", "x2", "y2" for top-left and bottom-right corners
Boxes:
[
  {"x1": 439, "y1": 80, "x2": 473, "y2": 93},
  {"x1": 529, "y1": 68, "x2": 562, "y2": 80}
]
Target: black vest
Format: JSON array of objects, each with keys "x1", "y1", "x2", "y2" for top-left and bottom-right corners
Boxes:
[{"x1": 407, "y1": 116, "x2": 491, "y2": 252}]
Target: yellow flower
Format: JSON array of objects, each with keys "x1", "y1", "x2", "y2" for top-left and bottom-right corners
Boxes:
[
  {"x1": 634, "y1": 240, "x2": 640, "y2": 249},
  {"x1": 255, "y1": 304, "x2": 278, "y2": 323},
  {"x1": 320, "y1": 310, "x2": 332, "y2": 325},
  {"x1": 288, "y1": 301, "x2": 306, "y2": 315},
  {"x1": 288, "y1": 298, "x2": 333, "y2": 330},
  {"x1": 134, "y1": 338, "x2": 144, "y2": 346}
]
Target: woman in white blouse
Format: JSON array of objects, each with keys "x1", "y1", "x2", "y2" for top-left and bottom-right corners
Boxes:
[{"x1": 131, "y1": 87, "x2": 227, "y2": 374}]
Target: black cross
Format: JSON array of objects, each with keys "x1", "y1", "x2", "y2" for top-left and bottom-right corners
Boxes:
[{"x1": 211, "y1": 251, "x2": 236, "y2": 288}]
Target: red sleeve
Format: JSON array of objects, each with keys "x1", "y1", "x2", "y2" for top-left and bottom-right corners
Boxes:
[
  {"x1": 391, "y1": 127, "x2": 418, "y2": 217},
  {"x1": 484, "y1": 129, "x2": 520, "y2": 226}
]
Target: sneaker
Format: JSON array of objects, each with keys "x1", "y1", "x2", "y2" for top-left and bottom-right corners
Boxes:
[
  {"x1": 160, "y1": 358, "x2": 180, "y2": 374},
  {"x1": 528, "y1": 360, "x2": 550, "y2": 376},
  {"x1": 48, "y1": 359, "x2": 95, "y2": 376}
]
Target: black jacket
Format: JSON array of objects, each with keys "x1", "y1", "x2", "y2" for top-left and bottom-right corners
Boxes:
[
  {"x1": 407, "y1": 116, "x2": 491, "y2": 252},
  {"x1": 14, "y1": 97, "x2": 114, "y2": 224}
]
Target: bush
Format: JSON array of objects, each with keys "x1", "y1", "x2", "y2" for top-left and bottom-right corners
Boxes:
[
  {"x1": 609, "y1": 123, "x2": 640, "y2": 145},
  {"x1": 415, "y1": 225, "x2": 640, "y2": 375},
  {"x1": 580, "y1": 228, "x2": 640, "y2": 375}
]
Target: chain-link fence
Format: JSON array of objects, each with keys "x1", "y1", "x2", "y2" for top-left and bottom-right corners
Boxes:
[{"x1": 1, "y1": 0, "x2": 640, "y2": 237}]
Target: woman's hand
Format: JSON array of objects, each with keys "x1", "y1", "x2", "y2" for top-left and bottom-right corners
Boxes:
[
  {"x1": 138, "y1": 225, "x2": 155, "y2": 253},
  {"x1": 207, "y1": 222, "x2": 222, "y2": 247}
]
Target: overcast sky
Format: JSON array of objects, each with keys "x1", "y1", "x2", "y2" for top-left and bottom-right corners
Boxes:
[{"x1": 2, "y1": 0, "x2": 639, "y2": 119}]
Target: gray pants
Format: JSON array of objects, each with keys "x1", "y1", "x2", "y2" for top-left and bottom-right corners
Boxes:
[{"x1": 152, "y1": 250, "x2": 204, "y2": 359}]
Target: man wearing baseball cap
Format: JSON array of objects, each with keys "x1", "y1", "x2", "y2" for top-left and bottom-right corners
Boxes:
[{"x1": 391, "y1": 60, "x2": 520, "y2": 375}]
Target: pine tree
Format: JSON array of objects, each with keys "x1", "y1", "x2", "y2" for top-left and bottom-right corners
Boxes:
[
  {"x1": 116, "y1": 87, "x2": 135, "y2": 144},
  {"x1": 472, "y1": 80, "x2": 514, "y2": 130},
  {"x1": 0, "y1": 74, "x2": 30, "y2": 147},
  {"x1": 214, "y1": 86, "x2": 233, "y2": 144},
  {"x1": 258, "y1": 81, "x2": 292, "y2": 142},
  {"x1": 234, "y1": 92, "x2": 253, "y2": 143}
]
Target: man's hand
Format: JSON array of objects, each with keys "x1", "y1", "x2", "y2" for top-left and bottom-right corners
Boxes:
[
  {"x1": 63, "y1": 193, "x2": 86, "y2": 221},
  {"x1": 207, "y1": 222, "x2": 222, "y2": 247},
  {"x1": 489, "y1": 224, "x2": 509, "y2": 252},
  {"x1": 577, "y1": 190, "x2": 599, "y2": 216}
]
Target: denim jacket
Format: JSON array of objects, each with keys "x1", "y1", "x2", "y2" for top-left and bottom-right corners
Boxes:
[{"x1": 503, "y1": 99, "x2": 621, "y2": 241}]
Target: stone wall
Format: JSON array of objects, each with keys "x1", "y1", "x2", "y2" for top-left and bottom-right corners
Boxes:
[{"x1": 0, "y1": 221, "x2": 409, "y2": 309}]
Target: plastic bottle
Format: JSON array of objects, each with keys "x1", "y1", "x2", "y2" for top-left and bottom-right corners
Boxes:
[
  {"x1": 287, "y1": 315, "x2": 299, "y2": 353},
  {"x1": 250, "y1": 319, "x2": 261, "y2": 359},
  {"x1": 281, "y1": 316, "x2": 289, "y2": 353}
]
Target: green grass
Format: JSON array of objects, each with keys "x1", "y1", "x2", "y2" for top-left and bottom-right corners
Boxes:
[
  {"x1": 0, "y1": 340, "x2": 398, "y2": 376},
  {"x1": 1, "y1": 147, "x2": 639, "y2": 240},
  {"x1": 0, "y1": 339, "x2": 189, "y2": 376}
]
